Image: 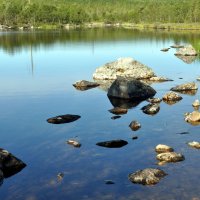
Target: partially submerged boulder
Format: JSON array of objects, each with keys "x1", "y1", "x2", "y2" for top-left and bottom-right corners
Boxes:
[
  {"x1": 162, "y1": 92, "x2": 182, "y2": 105},
  {"x1": 96, "y1": 140, "x2": 128, "y2": 148},
  {"x1": 73, "y1": 80, "x2": 100, "y2": 91},
  {"x1": 187, "y1": 141, "x2": 200, "y2": 149},
  {"x1": 185, "y1": 111, "x2": 200, "y2": 124},
  {"x1": 128, "y1": 168, "x2": 167, "y2": 185},
  {"x1": 0, "y1": 148, "x2": 26, "y2": 179},
  {"x1": 108, "y1": 107, "x2": 128, "y2": 115},
  {"x1": 155, "y1": 144, "x2": 174, "y2": 153},
  {"x1": 171, "y1": 82, "x2": 198, "y2": 92},
  {"x1": 156, "y1": 152, "x2": 185, "y2": 163},
  {"x1": 141, "y1": 103, "x2": 160, "y2": 115},
  {"x1": 93, "y1": 57, "x2": 156, "y2": 80},
  {"x1": 47, "y1": 114, "x2": 81, "y2": 124},
  {"x1": 66, "y1": 139, "x2": 81, "y2": 148},
  {"x1": 107, "y1": 77, "x2": 156, "y2": 100},
  {"x1": 175, "y1": 45, "x2": 198, "y2": 56},
  {"x1": 170, "y1": 44, "x2": 184, "y2": 48},
  {"x1": 129, "y1": 121, "x2": 141, "y2": 131}
]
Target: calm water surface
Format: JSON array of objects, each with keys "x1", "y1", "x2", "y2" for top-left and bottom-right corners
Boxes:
[{"x1": 0, "y1": 29, "x2": 200, "y2": 200}]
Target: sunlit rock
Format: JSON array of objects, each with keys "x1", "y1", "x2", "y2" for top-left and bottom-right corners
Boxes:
[
  {"x1": 192, "y1": 100, "x2": 200, "y2": 108},
  {"x1": 96, "y1": 140, "x2": 128, "y2": 148},
  {"x1": 185, "y1": 111, "x2": 200, "y2": 124},
  {"x1": 47, "y1": 114, "x2": 81, "y2": 124},
  {"x1": 128, "y1": 168, "x2": 167, "y2": 185},
  {"x1": 129, "y1": 121, "x2": 141, "y2": 131},
  {"x1": 149, "y1": 76, "x2": 173, "y2": 82},
  {"x1": 155, "y1": 144, "x2": 174, "y2": 153},
  {"x1": 174, "y1": 44, "x2": 198, "y2": 56},
  {"x1": 141, "y1": 103, "x2": 160, "y2": 115},
  {"x1": 162, "y1": 91, "x2": 182, "y2": 103},
  {"x1": 147, "y1": 97, "x2": 162, "y2": 103},
  {"x1": 73, "y1": 80, "x2": 100, "y2": 91},
  {"x1": 156, "y1": 152, "x2": 185, "y2": 163},
  {"x1": 93, "y1": 57, "x2": 156, "y2": 80},
  {"x1": 187, "y1": 141, "x2": 200, "y2": 149},
  {"x1": 108, "y1": 107, "x2": 128, "y2": 115},
  {"x1": 66, "y1": 139, "x2": 81, "y2": 148},
  {"x1": 107, "y1": 77, "x2": 156, "y2": 100}
]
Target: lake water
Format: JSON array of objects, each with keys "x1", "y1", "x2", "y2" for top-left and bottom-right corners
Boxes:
[{"x1": 0, "y1": 28, "x2": 200, "y2": 200}]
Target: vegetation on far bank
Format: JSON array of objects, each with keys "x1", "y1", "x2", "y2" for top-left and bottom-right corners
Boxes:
[{"x1": 0, "y1": 0, "x2": 200, "y2": 28}]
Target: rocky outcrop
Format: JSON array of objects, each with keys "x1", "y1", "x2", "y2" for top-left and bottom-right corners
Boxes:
[
  {"x1": 155, "y1": 144, "x2": 174, "y2": 153},
  {"x1": 93, "y1": 57, "x2": 156, "y2": 80},
  {"x1": 96, "y1": 140, "x2": 128, "y2": 148},
  {"x1": 0, "y1": 148, "x2": 26, "y2": 185},
  {"x1": 129, "y1": 121, "x2": 141, "y2": 131},
  {"x1": 73, "y1": 80, "x2": 100, "y2": 91},
  {"x1": 187, "y1": 141, "x2": 200, "y2": 149},
  {"x1": 107, "y1": 77, "x2": 156, "y2": 100},
  {"x1": 175, "y1": 45, "x2": 198, "y2": 56},
  {"x1": 141, "y1": 103, "x2": 160, "y2": 115},
  {"x1": 128, "y1": 168, "x2": 167, "y2": 185},
  {"x1": 156, "y1": 152, "x2": 185, "y2": 163},
  {"x1": 47, "y1": 114, "x2": 81, "y2": 124},
  {"x1": 171, "y1": 82, "x2": 198, "y2": 92}
]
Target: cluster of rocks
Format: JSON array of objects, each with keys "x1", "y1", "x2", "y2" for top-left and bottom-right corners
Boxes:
[
  {"x1": 0, "y1": 149, "x2": 26, "y2": 185},
  {"x1": 161, "y1": 44, "x2": 198, "y2": 64}
]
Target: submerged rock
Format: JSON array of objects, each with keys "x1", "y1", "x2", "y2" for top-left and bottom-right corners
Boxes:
[
  {"x1": 174, "y1": 44, "x2": 198, "y2": 56},
  {"x1": 147, "y1": 97, "x2": 162, "y2": 103},
  {"x1": 93, "y1": 57, "x2": 156, "y2": 80},
  {"x1": 105, "y1": 180, "x2": 115, "y2": 184},
  {"x1": 111, "y1": 115, "x2": 121, "y2": 120},
  {"x1": 187, "y1": 141, "x2": 200, "y2": 149},
  {"x1": 129, "y1": 121, "x2": 141, "y2": 131},
  {"x1": 47, "y1": 114, "x2": 81, "y2": 124},
  {"x1": 161, "y1": 48, "x2": 170, "y2": 52},
  {"x1": 156, "y1": 152, "x2": 185, "y2": 163},
  {"x1": 107, "y1": 77, "x2": 156, "y2": 100},
  {"x1": 66, "y1": 139, "x2": 81, "y2": 148},
  {"x1": 141, "y1": 103, "x2": 160, "y2": 115},
  {"x1": 96, "y1": 140, "x2": 128, "y2": 148},
  {"x1": 185, "y1": 111, "x2": 200, "y2": 124},
  {"x1": 73, "y1": 80, "x2": 100, "y2": 91},
  {"x1": 171, "y1": 82, "x2": 198, "y2": 92},
  {"x1": 108, "y1": 107, "x2": 128, "y2": 115},
  {"x1": 0, "y1": 148, "x2": 26, "y2": 178},
  {"x1": 162, "y1": 92, "x2": 183, "y2": 104},
  {"x1": 155, "y1": 144, "x2": 174, "y2": 153},
  {"x1": 128, "y1": 168, "x2": 167, "y2": 185}
]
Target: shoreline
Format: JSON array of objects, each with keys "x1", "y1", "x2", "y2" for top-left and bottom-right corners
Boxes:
[{"x1": 1, "y1": 22, "x2": 200, "y2": 31}]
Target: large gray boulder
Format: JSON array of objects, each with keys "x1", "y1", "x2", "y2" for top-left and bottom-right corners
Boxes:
[
  {"x1": 107, "y1": 77, "x2": 156, "y2": 100},
  {"x1": 175, "y1": 45, "x2": 198, "y2": 56},
  {"x1": 93, "y1": 57, "x2": 156, "y2": 80}
]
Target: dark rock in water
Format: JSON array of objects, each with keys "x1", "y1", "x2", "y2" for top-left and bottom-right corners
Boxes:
[
  {"x1": 107, "y1": 77, "x2": 156, "y2": 100},
  {"x1": 47, "y1": 114, "x2": 81, "y2": 124},
  {"x1": 171, "y1": 82, "x2": 198, "y2": 92},
  {"x1": 170, "y1": 44, "x2": 184, "y2": 48},
  {"x1": 105, "y1": 180, "x2": 115, "y2": 184},
  {"x1": 132, "y1": 136, "x2": 138, "y2": 140},
  {"x1": 73, "y1": 80, "x2": 100, "y2": 91},
  {"x1": 129, "y1": 121, "x2": 141, "y2": 131},
  {"x1": 109, "y1": 107, "x2": 128, "y2": 115},
  {"x1": 96, "y1": 140, "x2": 128, "y2": 148},
  {"x1": 177, "y1": 131, "x2": 190, "y2": 135},
  {"x1": 161, "y1": 48, "x2": 170, "y2": 52},
  {"x1": 0, "y1": 148, "x2": 26, "y2": 178},
  {"x1": 128, "y1": 168, "x2": 167, "y2": 185},
  {"x1": 111, "y1": 115, "x2": 121, "y2": 120},
  {"x1": 141, "y1": 103, "x2": 160, "y2": 115},
  {"x1": 108, "y1": 96, "x2": 142, "y2": 109},
  {"x1": 66, "y1": 139, "x2": 81, "y2": 148}
]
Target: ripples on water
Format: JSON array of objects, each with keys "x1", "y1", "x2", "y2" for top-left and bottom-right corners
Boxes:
[{"x1": 0, "y1": 28, "x2": 200, "y2": 200}]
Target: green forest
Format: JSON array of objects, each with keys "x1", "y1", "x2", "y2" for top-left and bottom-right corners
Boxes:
[{"x1": 0, "y1": 0, "x2": 200, "y2": 26}]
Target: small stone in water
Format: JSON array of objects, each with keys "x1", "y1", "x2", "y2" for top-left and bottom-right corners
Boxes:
[
  {"x1": 141, "y1": 103, "x2": 160, "y2": 115},
  {"x1": 57, "y1": 173, "x2": 64, "y2": 181},
  {"x1": 66, "y1": 139, "x2": 81, "y2": 148},
  {"x1": 177, "y1": 131, "x2": 190, "y2": 135},
  {"x1": 187, "y1": 141, "x2": 200, "y2": 149},
  {"x1": 111, "y1": 115, "x2": 121, "y2": 120},
  {"x1": 109, "y1": 107, "x2": 128, "y2": 115},
  {"x1": 105, "y1": 180, "x2": 115, "y2": 184},
  {"x1": 47, "y1": 114, "x2": 81, "y2": 124},
  {"x1": 155, "y1": 144, "x2": 174, "y2": 153},
  {"x1": 132, "y1": 136, "x2": 138, "y2": 140},
  {"x1": 192, "y1": 99, "x2": 200, "y2": 107},
  {"x1": 156, "y1": 152, "x2": 185, "y2": 163},
  {"x1": 129, "y1": 121, "x2": 141, "y2": 131},
  {"x1": 96, "y1": 140, "x2": 128, "y2": 148}
]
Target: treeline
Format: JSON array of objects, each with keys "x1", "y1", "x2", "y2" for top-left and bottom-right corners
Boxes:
[{"x1": 0, "y1": 0, "x2": 200, "y2": 25}]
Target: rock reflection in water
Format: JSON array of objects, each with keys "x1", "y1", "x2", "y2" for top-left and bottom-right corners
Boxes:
[
  {"x1": 176, "y1": 90, "x2": 198, "y2": 96},
  {"x1": 176, "y1": 55, "x2": 197, "y2": 64},
  {"x1": 108, "y1": 96, "x2": 143, "y2": 109}
]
